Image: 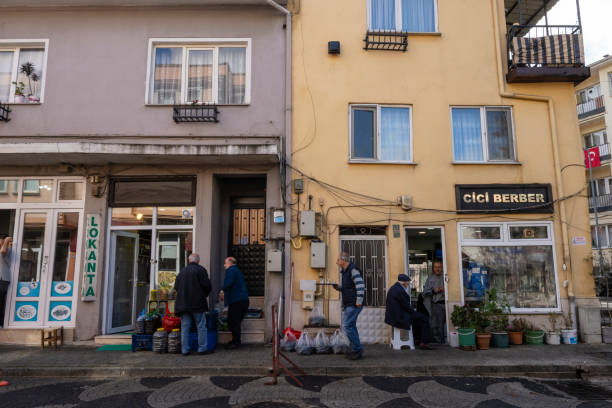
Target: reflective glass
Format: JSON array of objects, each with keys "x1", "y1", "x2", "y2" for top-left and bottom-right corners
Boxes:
[
  {"x1": 353, "y1": 109, "x2": 375, "y2": 159},
  {"x1": 0, "y1": 180, "x2": 18, "y2": 203},
  {"x1": 509, "y1": 226, "x2": 548, "y2": 240},
  {"x1": 0, "y1": 51, "x2": 14, "y2": 103},
  {"x1": 187, "y1": 49, "x2": 213, "y2": 103},
  {"x1": 218, "y1": 47, "x2": 246, "y2": 104},
  {"x1": 18, "y1": 213, "x2": 46, "y2": 284},
  {"x1": 22, "y1": 180, "x2": 54, "y2": 203},
  {"x1": 151, "y1": 47, "x2": 182, "y2": 104},
  {"x1": 16, "y1": 48, "x2": 44, "y2": 101},
  {"x1": 461, "y1": 226, "x2": 501, "y2": 240},
  {"x1": 157, "y1": 231, "x2": 192, "y2": 291},
  {"x1": 486, "y1": 108, "x2": 514, "y2": 161},
  {"x1": 111, "y1": 207, "x2": 153, "y2": 226},
  {"x1": 58, "y1": 182, "x2": 83, "y2": 201},
  {"x1": 157, "y1": 207, "x2": 194, "y2": 225}
]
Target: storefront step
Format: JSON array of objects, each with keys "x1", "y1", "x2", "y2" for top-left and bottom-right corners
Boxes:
[
  {"x1": 242, "y1": 318, "x2": 264, "y2": 332},
  {"x1": 94, "y1": 334, "x2": 132, "y2": 345},
  {"x1": 218, "y1": 331, "x2": 265, "y2": 344},
  {"x1": 0, "y1": 328, "x2": 74, "y2": 345}
]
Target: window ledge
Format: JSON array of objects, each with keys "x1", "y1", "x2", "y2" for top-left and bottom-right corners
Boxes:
[
  {"x1": 452, "y1": 161, "x2": 522, "y2": 165},
  {"x1": 406, "y1": 32, "x2": 442, "y2": 36},
  {"x1": 146, "y1": 104, "x2": 249, "y2": 107},
  {"x1": 349, "y1": 160, "x2": 417, "y2": 165},
  {"x1": 6, "y1": 102, "x2": 41, "y2": 106}
]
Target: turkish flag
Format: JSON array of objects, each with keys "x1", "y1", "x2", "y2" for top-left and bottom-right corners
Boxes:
[{"x1": 585, "y1": 147, "x2": 601, "y2": 168}]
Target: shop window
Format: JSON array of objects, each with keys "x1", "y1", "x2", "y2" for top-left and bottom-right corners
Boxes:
[
  {"x1": 58, "y1": 181, "x2": 83, "y2": 201},
  {"x1": 460, "y1": 222, "x2": 558, "y2": 310},
  {"x1": 452, "y1": 107, "x2": 516, "y2": 163},
  {"x1": 0, "y1": 179, "x2": 18, "y2": 203},
  {"x1": 111, "y1": 207, "x2": 154, "y2": 226},
  {"x1": 157, "y1": 207, "x2": 194, "y2": 226},
  {"x1": 369, "y1": 0, "x2": 437, "y2": 33},
  {"x1": 109, "y1": 177, "x2": 196, "y2": 207},
  {"x1": 22, "y1": 180, "x2": 54, "y2": 203},
  {"x1": 461, "y1": 226, "x2": 501, "y2": 240}
]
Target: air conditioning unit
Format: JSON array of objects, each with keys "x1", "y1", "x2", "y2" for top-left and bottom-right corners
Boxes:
[{"x1": 397, "y1": 195, "x2": 413, "y2": 211}]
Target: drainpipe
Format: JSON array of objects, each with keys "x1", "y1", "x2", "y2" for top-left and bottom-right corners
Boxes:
[
  {"x1": 491, "y1": 0, "x2": 577, "y2": 328},
  {"x1": 265, "y1": 0, "x2": 292, "y2": 331}
]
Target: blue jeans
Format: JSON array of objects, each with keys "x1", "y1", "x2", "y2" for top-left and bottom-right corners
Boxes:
[
  {"x1": 180, "y1": 312, "x2": 207, "y2": 354},
  {"x1": 341, "y1": 306, "x2": 363, "y2": 353}
]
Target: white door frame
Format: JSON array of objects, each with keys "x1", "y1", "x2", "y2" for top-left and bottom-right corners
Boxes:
[{"x1": 106, "y1": 230, "x2": 139, "y2": 334}]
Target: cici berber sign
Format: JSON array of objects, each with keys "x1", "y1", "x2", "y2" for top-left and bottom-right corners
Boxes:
[
  {"x1": 455, "y1": 184, "x2": 553, "y2": 213},
  {"x1": 82, "y1": 214, "x2": 100, "y2": 301}
]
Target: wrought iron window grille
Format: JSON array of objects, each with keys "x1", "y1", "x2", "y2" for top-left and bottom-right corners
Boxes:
[
  {"x1": 364, "y1": 31, "x2": 408, "y2": 52},
  {"x1": 0, "y1": 103, "x2": 10, "y2": 122},
  {"x1": 173, "y1": 104, "x2": 219, "y2": 123}
]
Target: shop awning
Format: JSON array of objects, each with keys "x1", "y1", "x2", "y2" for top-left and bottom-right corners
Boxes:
[{"x1": 0, "y1": 139, "x2": 280, "y2": 166}]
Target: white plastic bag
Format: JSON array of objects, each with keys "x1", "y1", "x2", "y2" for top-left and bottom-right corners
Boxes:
[
  {"x1": 280, "y1": 331, "x2": 297, "y2": 352},
  {"x1": 331, "y1": 329, "x2": 350, "y2": 354},
  {"x1": 296, "y1": 332, "x2": 315, "y2": 355},
  {"x1": 308, "y1": 306, "x2": 325, "y2": 326},
  {"x1": 315, "y1": 330, "x2": 332, "y2": 354}
]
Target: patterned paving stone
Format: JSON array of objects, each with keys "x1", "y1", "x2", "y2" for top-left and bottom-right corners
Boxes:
[
  {"x1": 486, "y1": 381, "x2": 578, "y2": 408},
  {"x1": 78, "y1": 391, "x2": 153, "y2": 408},
  {"x1": 230, "y1": 376, "x2": 319, "y2": 407},
  {"x1": 363, "y1": 376, "x2": 426, "y2": 394},
  {"x1": 140, "y1": 377, "x2": 189, "y2": 389},
  {"x1": 376, "y1": 397, "x2": 425, "y2": 407},
  {"x1": 434, "y1": 377, "x2": 503, "y2": 395},
  {"x1": 147, "y1": 376, "x2": 231, "y2": 408},
  {"x1": 576, "y1": 402, "x2": 612, "y2": 408},
  {"x1": 32, "y1": 405, "x2": 78, "y2": 408},
  {"x1": 473, "y1": 399, "x2": 519, "y2": 408},
  {"x1": 288, "y1": 376, "x2": 345, "y2": 392},
  {"x1": 210, "y1": 376, "x2": 261, "y2": 391},
  {"x1": 173, "y1": 396, "x2": 232, "y2": 408},
  {"x1": 542, "y1": 381, "x2": 612, "y2": 400},
  {"x1": 320, "y1": 377, "x2": 400, "y2": 408},
  {"x1": 0, "y1": 381, "x2": 100, "y2": 408},
  {"x1": 408, "y1": 379, "x2": 491, "y2": 408},
  {"x1": 78, "y1": 378, "x2": 152, "y2": 402}
]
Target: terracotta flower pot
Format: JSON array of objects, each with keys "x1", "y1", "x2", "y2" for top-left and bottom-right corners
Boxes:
[
  {"x1": 476, "y1": 333, "x2": 491, "y2": 350},
  {"x1": 509, "y1": 331, "x2": 523, "y2": 345}
]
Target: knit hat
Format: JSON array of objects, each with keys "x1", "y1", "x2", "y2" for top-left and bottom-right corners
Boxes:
[{"x1": 397, "y1": 274, "x2": 410, "y2": 282}]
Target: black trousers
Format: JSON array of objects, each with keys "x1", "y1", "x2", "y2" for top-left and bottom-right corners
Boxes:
[
  {"x1": 410, "y1": 311, "x2": 432, "y2": 345},
  {"x1": 0, "y1": 280, "x2": 9, "y2": 328},
  {"x1": 227, "y1": 300, "x2": 249, "y2": 345}
]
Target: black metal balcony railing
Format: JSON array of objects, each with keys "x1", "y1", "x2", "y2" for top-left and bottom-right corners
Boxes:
[
  {"x1": 173, "y1": 104, "x2": 219, "y2": 123},
  {"x1": 506, "y1": 24, "x2": 590, "y2": 83},
  {"x1": 364, "y1": 31, "x2": 408, "y2": 52},
  {"x1": 586, "y1": 144, "x2": 612, "y2": 162},
  {"x1": 589, "y1": 194, "x2": 612, "y2": 213},
  {"x1": 577, "y1": 95, "x2": 606, "y2": 119},
  {"x1": 0, "y1": 103, "x2": 10, "y2": 122}
]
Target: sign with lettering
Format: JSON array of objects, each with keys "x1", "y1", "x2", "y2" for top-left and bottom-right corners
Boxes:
[
  {"x1": 82, "y1": 214, "x2": 100, "y2": 302},
  {"x1": 455, "y1": 184, "x2": 553, "y2": 213}
]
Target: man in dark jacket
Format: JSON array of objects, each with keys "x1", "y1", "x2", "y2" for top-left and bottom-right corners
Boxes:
[
  {"x1": 219, "y1": 257, "x2": 249, "y2": 349},
  {"x1": 385, "y1": 274, "x2": 433, "y2": 350},
  {"x1": 175, "y1": 253, "x2": 212, "y2": 355},
  {"x1": 332, "y1": 252, "x2": 365, "y2": 360}
]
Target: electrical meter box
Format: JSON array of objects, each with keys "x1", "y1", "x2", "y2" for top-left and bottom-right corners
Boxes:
[
  {"x1": 299, "y1": 210, "x2": 316, "y2": 236},
  {"x1": 266, "y1": 249, "x2": 282, "y2": 272},
  {"x1": 310, "y1": 242, "x2": 326, "y2": 269}
]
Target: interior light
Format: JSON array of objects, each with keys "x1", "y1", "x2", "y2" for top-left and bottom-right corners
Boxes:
[
  {"x1": 136, "y1": 213, "x2": 143, "y2": 220},
  {"x1": 419, "y1": 231, "x2": 426, "y2": 235}
]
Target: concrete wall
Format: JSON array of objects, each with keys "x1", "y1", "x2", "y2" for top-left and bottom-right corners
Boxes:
[
  {"x1": 289, "y1": 0, "x2": 600, "y2": 341},
  {"x1": 0, "y1": 6, "x2": 286, "y2": 138}
]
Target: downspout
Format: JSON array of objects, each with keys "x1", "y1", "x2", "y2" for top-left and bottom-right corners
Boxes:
[
  {"x1": 265, "y1": 0, "x2": 292, "y2": 330},
  {"x1": 490, "y1": 0, "x2": 577, "y2": 327}
]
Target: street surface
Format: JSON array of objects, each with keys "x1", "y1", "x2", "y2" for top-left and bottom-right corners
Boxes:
[{"x1": 1, "y1": 375, "x2": 612, "y2": 408}]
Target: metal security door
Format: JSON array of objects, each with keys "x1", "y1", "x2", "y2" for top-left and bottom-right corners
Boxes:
[{"x1": 339, "y1": 236, "x2": 387, "y2": 343}]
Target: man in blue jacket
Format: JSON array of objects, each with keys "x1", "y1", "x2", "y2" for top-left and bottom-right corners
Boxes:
[
  {"x1": 175, "y1": 253, "x2": 212, "y2": 355},
  {"x1": 385, "y1": 274, "x2": 433, "y2": 350},
  {"x1": 220, "y1": 256, "x2": 249, "y2": 349}
]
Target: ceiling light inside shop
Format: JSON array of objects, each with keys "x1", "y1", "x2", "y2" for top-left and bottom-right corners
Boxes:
[
  {"x1": 136, "y1": 213, "x2": 143, "y2": 220},
  {"x1": 419, "y1": 231, "x2": 426, "y2": 235}
]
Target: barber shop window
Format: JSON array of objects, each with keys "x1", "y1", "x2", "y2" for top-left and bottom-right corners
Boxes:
[
  {"x1": 459, "y1": 222, "x2": 558, "y2": 311},
  {"x1": 368, "y1": 0, "x2": 437, "y2": 32}
]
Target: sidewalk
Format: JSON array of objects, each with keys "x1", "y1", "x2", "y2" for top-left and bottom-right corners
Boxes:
[{"x1": 2, "y1": 343, "x2": 612, "y2": 379}]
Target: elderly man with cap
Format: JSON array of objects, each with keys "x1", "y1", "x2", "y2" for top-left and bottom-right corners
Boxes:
[{"x1": 385, "y1": 274, "x2": 433, "y2": 350}]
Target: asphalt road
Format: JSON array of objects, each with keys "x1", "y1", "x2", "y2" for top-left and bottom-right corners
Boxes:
[{"x1": 1, "y1": 375, "x2": 612, "y2": 408}]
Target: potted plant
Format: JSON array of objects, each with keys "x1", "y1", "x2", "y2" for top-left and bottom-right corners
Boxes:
[
  {"x1": 475, "y1": 310, "x2": 492, "y2": 350},
  {"x1": 509, "y1": 317, "x2": 529, "y2": 345},
  {"x1": 12, "y1": 81, "x2": 25, "y2": 103},
  {"x1": 450, "y1": 304, "x2": 477, "y2": 350},
  {"x1": 486, "y1": 290, "x2": 510, "y2": 348},
  {"x1": 545, "y1": 313, "x2": 561, "y2": 345},
  {"x1": 561, "y1": 312, "x2": 578, "y2": 344},
  {"x1": 524, "y1": 321, "x2": 545, "y2": 345}
]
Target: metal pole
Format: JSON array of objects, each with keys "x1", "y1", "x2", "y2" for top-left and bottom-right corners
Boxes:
[
  {"x1": 544, "y1": 0, "x2": 550, "y2": 36},
  {"x1": 589, "y1": 155, "x2": 605, "y2": 280},
  {"x1": 576, "y1": 0, "x2": 583, "y2": 28}
]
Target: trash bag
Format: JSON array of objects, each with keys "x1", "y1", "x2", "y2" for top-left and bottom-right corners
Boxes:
[
  {"x1": 308, "y1": 306, "x2": 325, "y2": 326},
  {"x1": 280, "y1": 331, "x2": 297, "y2": 352},
  {"x1": 296, "y1": 332, "x2": 315, "y2": 355},
  {"x1": 315, "y1": 330, "x2": 332, "y2": 354},
  {"x1": 331, "y1": 329, "x2": 350, "y2": 354}
]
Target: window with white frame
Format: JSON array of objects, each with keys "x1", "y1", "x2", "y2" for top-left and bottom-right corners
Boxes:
[
  {"x1": 591, "y1": 224, "x2": 612, "y2": 249},
  {"x1": 576, "y1": 84, "x2": 602, "y2": 104},
  {"x1": 147, "y1": 40, "x2": 250, "y2": 105},
  {"x1": 0, "y1": 41, "x2": 47, "y2": 103},
  {"x1": 583, "y1": 129, "x2": 608, "y2": 149},
  {"x1": 452, "y1": 106, "x2": 516, "y2": 162},
  {"x1": 589, "y1": 177, "x2": 612, "y2": 197},
  {"x1": 368, "y1": 0, "x2": 437, "y2": 32},
  {"x1": 459, "y1": 222, "x2": 558, "y2": 310},
  {"x1": 350, "y1": 105, "x2": 412, "y2": 162}
]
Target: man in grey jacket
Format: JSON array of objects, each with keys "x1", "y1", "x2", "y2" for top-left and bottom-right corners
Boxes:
[{"x1": 423, "y1": 260, "x2": 445, "y2": 343}]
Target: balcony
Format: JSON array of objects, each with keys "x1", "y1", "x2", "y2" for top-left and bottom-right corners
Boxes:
[
  {"x1": 589, "y1": 194, "x2": 612, "y2": 213},
  {"x1": 0, "y1": 103, "x2": 9, "y2": 122},
  {"x1": 173, "y1": 105, "x2": 219, "y2": 123},
  {"x1": 506, "y1": 25, "x2": 590, "y2": 83},
  {"x1": 577, "y1": 95, "x2": 606, "y2": 120}
]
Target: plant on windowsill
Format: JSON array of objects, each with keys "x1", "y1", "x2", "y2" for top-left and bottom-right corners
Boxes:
[
  {"x1": 545, "y1": 313, "x2": 561, "y2": 345},
  {"x1": 20, "y1": 62, "x2": 40, "y2": 103},
  {"x1": 509, "y1": 317, "x2": 529, "y2": 345},
  {"x1": 12, "y1": 81, "x2": 26, "y2": 104}
]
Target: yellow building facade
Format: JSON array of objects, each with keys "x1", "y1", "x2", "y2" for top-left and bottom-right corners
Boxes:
[{"x1": 287, "y1": 0, "x2": 601, "y2": 343}]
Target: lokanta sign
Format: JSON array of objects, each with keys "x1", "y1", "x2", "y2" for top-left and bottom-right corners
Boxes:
[{"x1": 82, "y1": 214, "x2": 100, "y2": 301}]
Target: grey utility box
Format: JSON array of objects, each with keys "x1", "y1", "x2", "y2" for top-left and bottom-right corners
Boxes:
[
  {"x1": 299, "y1": 210, "x2": 316, "y2": 236},
  {"x1": 310, "y1": 242, "x2": 326, "y2": 269},
  {"x1": 266, "y1": 249, "x2": 283, "y2": 272}
]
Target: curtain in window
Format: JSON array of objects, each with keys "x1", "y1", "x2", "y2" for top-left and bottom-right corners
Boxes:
[
  {"x1": 486, "y1": 108, "x2": 514, "y2": 160},
  {"x1": 402, "y1": 0, "x2": 435, "y2": 32},
  {"x1": 17, "y1": 49, "x2": 44, "y2": 99},
  {"x1": 353, "y1": 109, "x2": 375, "y2": 159},
  {"x1": 381, "y1": 107, "x2": 411, "y2": 161},
  {"x1": 218, "y1": 48, "x2": 246, "y2": 104},
  {"x1": 371, "y1": 0, "x2": 396, "y2": 30},
  {"x1": 187, "y1": 50, "x2": 213, "y2": 103},
  {"x1": 452, "y1": 108, "x2": 483, "y2": 161},
  {"x1": 151, "y1": 48, "x2": 182, "y2": 104},
  {"x1": 0, "y1": 51, "x2": 13, "y2": 103}
]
